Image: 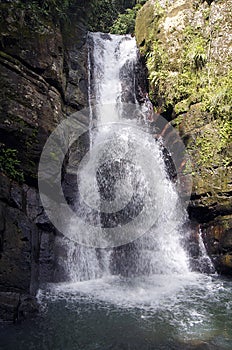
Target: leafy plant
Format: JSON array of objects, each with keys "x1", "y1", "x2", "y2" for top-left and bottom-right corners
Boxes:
[
  {"x1": 87, "y1": 0, "x2": 147, "y2": 33},
  {"x1": 110, "y1": 3, "x2": 142, "y2": 34},
  {"x1": 0, "y1": 148, "x2": 24, "y2": 182},
  {"x1": 182, "y1": 30, "x2": 208, "y2": 72},
  {"x1": 191, "y1": 118, "x2": 232, "y2": 169},
  {"x1": 87, "y1": 0, "x2": 139, "y2": 32},
  {"x1": 15, "y1": 0, "x2": 76, "y2": 23},
  {"x1": 142, "y1": 6, "x2": 232, "y2": 173}
]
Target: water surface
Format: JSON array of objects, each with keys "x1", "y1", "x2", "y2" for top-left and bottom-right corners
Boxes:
[{"x1": 1, "y1": 273, "x2": 232, "y2": 350}]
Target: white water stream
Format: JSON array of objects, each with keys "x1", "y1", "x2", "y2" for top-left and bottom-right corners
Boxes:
[{"x1": 62, "y1": 32, "x2": 191, "y2": 284}]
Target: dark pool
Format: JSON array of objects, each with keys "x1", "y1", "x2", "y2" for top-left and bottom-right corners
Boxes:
[{"x1": 1, "y1": 273, "x2": 232, "y2": 350}]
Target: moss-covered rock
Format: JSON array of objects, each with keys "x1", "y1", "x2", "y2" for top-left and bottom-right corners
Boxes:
[{"x1": 135, "y1": 0, "x2": 232, "y2": 274}]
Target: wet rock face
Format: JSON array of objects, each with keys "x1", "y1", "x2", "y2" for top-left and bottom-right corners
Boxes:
[
  {"x1": 135, "y1": 0, "x2": 232, "y2": 274},
  {"x1": 0, "y1": 292, "x2": 39, "y2": 323},
  {"x1": 62, "y1": 18, "x2": 89, "y2": 113},
  {"x1": 0, "y1": 2, "x2": 89, "y2": 321},
  {"x1": 202, "y1": 216, "x2": 232, "y2": 275},
  {"x1": 119, "y1": 54, "x2": 148, "y2": 105},
  {"x1": 0, "y1": 175, "x2": 52, "y2": 322}
]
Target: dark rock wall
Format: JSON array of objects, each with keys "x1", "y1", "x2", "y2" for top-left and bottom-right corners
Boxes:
[
  {"x1": 0, "y1": 2, "x2": 89, "y2": 321},
  {"x1": 0, "y1": 0, "x2": 144, "y2": 322}
]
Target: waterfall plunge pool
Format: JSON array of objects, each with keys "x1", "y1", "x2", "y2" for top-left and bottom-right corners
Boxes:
[{"x1": 1, "y1": 272, "x2": 232, "y2": 350}]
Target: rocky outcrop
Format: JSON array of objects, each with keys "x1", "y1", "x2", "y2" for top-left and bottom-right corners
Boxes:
[
  {"x1": 0, "y1": 0, "x2": 147, "y2": 322},
  {"x1": 0, "y1": 1, "x2": 89, "y2": 321},
  {"x1": 135, "y1": 0, "x2": 232, "y2": 273}
]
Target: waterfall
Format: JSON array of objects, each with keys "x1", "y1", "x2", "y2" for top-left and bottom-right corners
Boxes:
[
  {"x1": 64, "y1": 32, "x2": 190, "y2": 282},
  {"x1": 197, "y1": 228, "x2": 215, "y2": 274},
  {"x1": 27, "y1": 34, "x2": 231, "y2": 350},
  {"x1": 88, "y1": 32, "x2": 139, "y2": 122}
]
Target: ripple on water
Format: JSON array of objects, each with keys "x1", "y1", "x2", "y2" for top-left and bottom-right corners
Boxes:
[{"x1": 31, "y1": 272, "x2": 232, "y2": 349}]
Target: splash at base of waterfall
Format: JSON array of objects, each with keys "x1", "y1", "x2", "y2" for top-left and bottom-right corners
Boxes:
[
  {"x1": 2, "y1": 272, "x2": 232, "y2": 349},
  {"x1": 42, "y1": 272, "x2": 206, "y2": 310},
  {"x1": 27, "y1": 271, "x2": 231, "y2": 350}
]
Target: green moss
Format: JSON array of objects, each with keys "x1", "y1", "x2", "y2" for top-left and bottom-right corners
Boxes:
[
  {"x1": 135, "y1": 0, "x2": 163, "y2": 53},
  {"x1": 188, "y1": 119, "x2": 232, "y2": 170},
  {"x1": 0, "y1": 147, "x2": 24, "y2": 183},
  {"x1": 25, "y1": 128, "x2": 39, "y2": 150},
  {"x1": 146, "y1": 25, "x2": 210, "y2": 109},
  {"x1": 174, "y1": 99, "x2": 190, "y2": 115},
  {"x1": 142, "y1": 7, "x2": 232, "y2": 116},
  {"x1": 137, "y1": 0, "x2": 232, "y2": 175}
]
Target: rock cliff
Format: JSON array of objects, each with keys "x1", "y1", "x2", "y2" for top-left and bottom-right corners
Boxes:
[
  {"x1": 135, "y1": 0, "x2": 232, "y2": 273},
  {"x1": 0, "y1": 0, "x2": 140, "y2": 323},
  {"x1": 0, "y1": 0, "x2": 89, "y2": 321}
]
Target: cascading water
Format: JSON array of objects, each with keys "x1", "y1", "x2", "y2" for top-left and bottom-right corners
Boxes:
[
  {"x1": 197, "y1": 228, "x2": 215, "y2": 274},
  {"x1": 64, "y1": 32, "x2": 190, "y2": 282},
  {"x1": 88, "y1": 32, "x2": 139, "y2": 123}
]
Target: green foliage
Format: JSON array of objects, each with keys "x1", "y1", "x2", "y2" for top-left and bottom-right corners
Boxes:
[
  {"x1": 146, "y1": 40, "x2": 168, "y2": 75},
  {"x1": 88, "y1": 0, "x2": 120, "y2": 32},
  {"x1": 191, "y1": 118, "x2": 232, "y2": 169},
  {"x1": 146, "y1": 24, "x2": 231, "y2": 120},
  {"x1": 147, "y1": 27, "x2": 209, "y2": 105},
  {"x1": 201, "y1": 69, "x2": 232, "y2": 118},
  {"x1": 88, "y1": 0, "x2": 133, "y2": 32},
  {"x1": 15, "y1": 0, "x2": 75, "y2": 23},
  {"x1": 143, "y1": 9, "x2": 232, "y2": 173},
  {"x1": 38, "y1": 0, "x2": 71, "y2": 19},
  {"x1": 186, "y1": 37, "x2": 207, "y2": 71},
  {"x1": 0, "y1": 148, "x2": 24, "y2": 183},
  {"x1": 3, "y1": 0, "x2": 146, "y2": 32},
  {"x1": 110, "y1": 3, "x2": 142, "y2": 34},
  {"x1": 88, "y1": 0, "x2": 145, "y2": 33}
]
